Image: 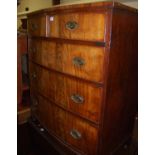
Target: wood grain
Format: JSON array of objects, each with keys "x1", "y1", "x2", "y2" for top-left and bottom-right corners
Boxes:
[
  {"x1": 29, "y1": 62, "x2": 103, "y2": 123},
  {"x1": 31, "y1": 93, "x2": 98, "y2": 155},
  {"x1": 48, "y1": 13, "x2": 106, "y2": 41},
  {"x1": 28, "y1": 12, "x2": 106, "y2": 41},
  {"x1": 28, "y1": 15, "x2": 47, "y2": 37},
  {"x1": 100, "y1": 9, "x2": 138, "y2": 155},
  {"x1": 29, "y1": 40, "x2": 106, "y2": 83},
  {"x1": 27, "y1": 2, "x2": 138, "y2": 155}
]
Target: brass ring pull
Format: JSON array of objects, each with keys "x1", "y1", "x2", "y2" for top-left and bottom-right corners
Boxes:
[
  {"x1": 66, "y1": 21, "x2": 78, "y2": 30},
  {"x1": 72, "y1": 57, "x2": 85, "y2": 67},
  {"x1": 70, "y1": 129, "x2": 82, "y2": 139},
  {"x1": 71, "y1": 94, "x2": 84, "y2": 104}
]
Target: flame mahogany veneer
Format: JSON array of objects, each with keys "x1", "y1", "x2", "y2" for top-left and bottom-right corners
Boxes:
[{"x1": 28, "y1": 1, "x2": 137, "y2": 155}]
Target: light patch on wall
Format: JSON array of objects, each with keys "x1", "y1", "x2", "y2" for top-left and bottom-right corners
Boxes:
[
  {"x1": 17, "y1": 0, "x2": 52, "y2": 13},
  {"x1": 60, "y1": 0, "x2": 138, "y2": 9}
]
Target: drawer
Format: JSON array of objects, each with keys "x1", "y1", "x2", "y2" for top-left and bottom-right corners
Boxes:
[
  {"x1": 31, "y1": 93, "x2": 51, "y2": 130},
  {"x1": 48, "y1": 13, "x2": 106, "y2": 41},
  {"x1": 28, "y1": 15, "x2": 47, "y2": 36},
  {"x1": 29, "y1": 40, "x2": 106, "y2": 83},
  {"x1": 29, "y1": 62, "x2": 103, "y2": 123},
  {"x1": 31, "y1": 93, "x2": 98, "y2": 155}
]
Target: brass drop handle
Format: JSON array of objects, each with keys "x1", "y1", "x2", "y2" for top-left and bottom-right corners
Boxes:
[
  {"x1": 72, "y1": 57, "x2": 85, "y2": 67},
  {"x1": 71, "y1": 94, "x2": 84, "y2": 104},
  {"x1": 31, "y1": 23, "x2": 38, "y2": 31},
  {"x1": 32, "y1": 72, "x2": 37, "y2": 79},
  {"x1": 66, "y1": 21, "x2": 78, "y2": 30},
  {"x1": 70, "y1": 129, "x2": 82, "y2": 140}
]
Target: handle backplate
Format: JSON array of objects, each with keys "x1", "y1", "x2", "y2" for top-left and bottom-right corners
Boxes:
[
  {"x1": 66, "y1": 21, "x2": 78, "y2": 30},
  {"x1": 70, "y1": 129, "x2": 82, "y2": 139},
  {"x1": 71, "y1": 94, "x2": 84, "y2": 104},
  {"x1": 72, "y1": 57, "x2": 85, "y2": 67}
]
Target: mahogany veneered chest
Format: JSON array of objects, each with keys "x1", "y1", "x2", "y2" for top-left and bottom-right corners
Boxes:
[{"x1": 28, "y1": 2, "x2": 138, "y2": 155}]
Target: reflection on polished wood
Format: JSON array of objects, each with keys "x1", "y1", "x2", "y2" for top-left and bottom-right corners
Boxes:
[{"x1": 28, "y1": 1, "x2": 137, "y2": 155}]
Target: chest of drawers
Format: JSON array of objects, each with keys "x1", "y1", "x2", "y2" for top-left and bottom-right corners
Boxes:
[{"x1": 28, "y1": 2, "x2": 137, "y2": 155}]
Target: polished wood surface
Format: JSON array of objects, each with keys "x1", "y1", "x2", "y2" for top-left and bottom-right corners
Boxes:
[
  {"x1": 28, "y1": 1, "x2": 138, "y2": 155},
  {"x1": 48, "y1": 13, "x2": 106, "y2": 41},
  {"x1": 28, "y1": 117, "x2": 138, "y2": 155},
  {"x1": 28, "y1": 11, "x2": 106, "y2": 42},
  {"x1": 29, "y1": 39, "x2": 106, "y2": 82},
  {"x1": 100, "y1": 9, "x2": 138, "y2": 155},
  {"x1": 27, "y1": 1, "x2": 137, "y2": 16},
  {"x1": 29, "y1": 62, "x2": 103, "y2": 123},
  {"x1": 31, "y1": 94, "x2": 98, "y2": 155},
  {"x1": 28, "y1": 15, "x2": 47, "y2": 37}
]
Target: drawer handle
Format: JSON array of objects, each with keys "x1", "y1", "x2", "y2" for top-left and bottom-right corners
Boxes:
[
  {"x1": 40, "y1": 128, "x2": 45, "y2": 132},
  {"x1": 32, "y1": 72, "x2": 37, "y2": 79},
  {"x1": 70, "y1": 129, "x2": 82, "y2": 140},
  {"x1": 71, "y1": 94, "x2": 84, "y2": 104},
  {"x1": 31, "y1": 23, "x2": 38, "y2": 30},
  {"x1": 66, "y1": 21, "x2": 78, "y2": 30},
  {"x1": 72, "y1": 57, "x2": 85, "y2": 67}
]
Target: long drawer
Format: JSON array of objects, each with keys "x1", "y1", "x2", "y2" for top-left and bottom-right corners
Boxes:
[
  {"x1": 29, "y1": 62, "x2": 103, "y2": 123},
  {"x1": 31, "y1": 93, "x2": 98, "y2": 155},
  {"x1": 28, "y1": 13, "x2": 106, "y2": 41},
  {"x1": 29, "y1": 39, "x2": 106, "y2": 83}
]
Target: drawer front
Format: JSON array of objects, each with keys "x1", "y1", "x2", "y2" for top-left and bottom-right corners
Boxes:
[
  {"x1": 67, "y1": 114, "x2": 98, "y2": 155},
  {"x1": 31, "y1": 93, "x2": 51, "y2": 130},
  {"x1": 29, "y1": 39, "x2": 106, "y2": 83},
  {"x1": 29, "y1": 62, "x2": 103, "y2": 123},
  {"x1": 31, "y1": 93, "x2": 98, "y2": 155},
  {"x1": 48, "y1": 13, "x2": 106, "y2": 41},
  {"x1": 28, "y1": 15, "x2": 47, "y2": 36}
]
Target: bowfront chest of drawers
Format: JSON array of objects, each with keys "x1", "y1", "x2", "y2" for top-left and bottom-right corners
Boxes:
[{"x1": 28, "y1": 2, "x2": 138, "y2": 155}]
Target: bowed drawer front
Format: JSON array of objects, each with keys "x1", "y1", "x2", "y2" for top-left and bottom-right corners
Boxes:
[
  {"x1": 48, "y1": 13, "x2": 106, "y2": 41},
  {"x1": 29, "y1": 39, "x2": 106, "y2": 83},
  {"x1": 31, "y1": 93, "x2": 98, "y2": 155},
  {"x1": 28, "y1": 13, "x2": 106, "y2": 41},
  {"x1": 29, "y1": 62, "x2": 103, "y2": 123},
  {"x1": 28, "y1": 2, "x2": 138, "y2": 155}
]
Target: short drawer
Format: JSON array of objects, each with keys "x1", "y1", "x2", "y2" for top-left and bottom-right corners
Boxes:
[
  {"x1": 29, "y1": 62, "x2": 103, "y2": 123},
  {"x1": 48, "y1": 13, "x2": 106, "y2": 41},
  {"x1": 31, "y1": 93, "x2": 98, "y2": 155},
  {"x1": 28, "y1": 15, "x2": 47, "y2": 37},
  {"x1": 29, "y1": 39, "x2": 106, "y2": 83}
]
